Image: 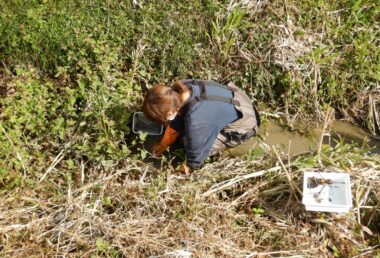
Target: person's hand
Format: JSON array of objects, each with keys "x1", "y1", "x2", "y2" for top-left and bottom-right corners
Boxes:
[
  {"x1": 151, "y1": 125, "x2": 179, "y2": 157},
  {"x1": 177, "y1": 162, "x2": 192, "y2": 174},
  {"x1": 152, "y1": 143, "x2": 168, "y2": 157}
]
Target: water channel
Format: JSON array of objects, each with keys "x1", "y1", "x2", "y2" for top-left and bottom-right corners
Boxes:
[{"x1": 227, "y1": 120, "x2": 380, "y2": 157}]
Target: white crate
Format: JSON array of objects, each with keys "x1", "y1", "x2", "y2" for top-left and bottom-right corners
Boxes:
[{"x1": 302, "y1": 172, "x2": 352, "y2": 213}]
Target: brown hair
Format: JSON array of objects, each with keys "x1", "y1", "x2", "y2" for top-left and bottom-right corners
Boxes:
[{"x1": 143, "y1": 80, "x2": 189, "y2": 123}]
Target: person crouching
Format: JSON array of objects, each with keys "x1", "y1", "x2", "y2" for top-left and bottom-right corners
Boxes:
[{"x1": 143, "y1": 79, "x2": 260, "y2": 173}]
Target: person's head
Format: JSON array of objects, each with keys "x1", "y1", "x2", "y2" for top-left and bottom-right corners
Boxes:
[{"x1": 143, "y1": 80, "x2": 190, "y2": 123}]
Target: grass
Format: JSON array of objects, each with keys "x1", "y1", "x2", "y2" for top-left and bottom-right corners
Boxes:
[
  {"x1": 0, "y1": 142, "x2": 379, "y2": 257},
  {"x1": 0, "y1": 0, "x2": 379, "y2": 256}
]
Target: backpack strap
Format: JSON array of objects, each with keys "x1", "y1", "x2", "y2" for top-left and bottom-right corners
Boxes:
[
  {"x1": 187, "y1": 80, "x2": 240, "y2": 107},
  {"x1": 194, "y1": 80, "x2": 238, "y2": 92}
]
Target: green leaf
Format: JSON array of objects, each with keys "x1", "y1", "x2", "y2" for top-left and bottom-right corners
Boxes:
[
  {"x1": 96, "y1": 238, "x2": 110, "y2": 252},
  {"x1": 25, "y1": 178, "x2": 35, "y2": 187},
  {"x1": 67, "y1": 159, "x2": 75, "y2": 169},
  {"x1": 101, "y1": 159, "x2": 114, "y2": 168},
  {"x1": 0, "y1": 169, "x2": 9, "y2": 176},
  {"x1": 140, "y1": 149, "x2": 147, "y2": 160},
  {"x1": 103, "y1": 196, "x2": 111, "y2": 205},
  {"x1": 139, "y1": 132, "x2": 148, "y2": 142},
  {"x1": 252, "y1": 207, "x2": 265, "y2": 216}
]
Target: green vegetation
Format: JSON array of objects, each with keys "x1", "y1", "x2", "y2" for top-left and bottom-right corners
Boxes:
[{"x1": 0, "y1": 0, "x2": 379, "y2": 256}]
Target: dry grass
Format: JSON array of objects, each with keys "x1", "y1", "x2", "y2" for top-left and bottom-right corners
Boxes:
[
  {"x1": 1, "y1": 145, "x2": 379, "y2": 257},
  {"x1": 350, "y1": 89, "x2": 380, "y2": 137}
]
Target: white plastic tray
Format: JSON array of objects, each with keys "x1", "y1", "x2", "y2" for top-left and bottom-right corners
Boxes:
[{"x1": 302, "y1": 171, "x2": 352, "y2": 213}]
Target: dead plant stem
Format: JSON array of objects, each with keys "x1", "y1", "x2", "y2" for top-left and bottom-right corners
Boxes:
[
  {"x1": 0, "y1": 123, "x2": 27, "y2": 177},
  {"x1": 273, "y1": 148, "x2": 302, "y2": 198},
  {"x1": 202, "y1": 165, "x2": 284, "y2": 197},
  {"x1": 39, "y1": 142, "x2": 72, "y2": 182},
  {"x1": 317, "y1": 107, "x2": 334, "y2": 158}
]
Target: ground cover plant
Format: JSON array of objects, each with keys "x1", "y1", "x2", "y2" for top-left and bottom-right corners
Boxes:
[{"x1": 0, "y1": 0, "x2": 379, "y2": 257}]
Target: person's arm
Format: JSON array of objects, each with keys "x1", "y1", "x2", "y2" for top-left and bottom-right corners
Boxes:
[
  {"x1": 152, "y1": 125, "x2": 179, "y2": 156},
  {"x1": 184, "y1": 123, "x2": 219, "y2": 170}
]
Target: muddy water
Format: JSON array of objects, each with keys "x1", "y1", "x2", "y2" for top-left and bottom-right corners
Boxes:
[{"x1": 227, "y1": 120, "x2": 380, "y2": 157}]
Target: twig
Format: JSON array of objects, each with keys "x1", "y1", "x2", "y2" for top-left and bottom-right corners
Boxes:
[
  {"x1": 259, "y1": 111, "x2": 284, "y2": 119},
  {"x1": 0, "y1": 124, "x2": 27, "y2": 177},
  {"x1": 39, "y1": 142, "x2": 72, "y2": 182},
  {"x1": 80, "y1": 159, "x2": 85, "y2": 185},
  {"x1": 139, "y1": 166, "x2": 149, "y2": 183},
  {"x1": 311, "y1": 218, "x2": 333, "y2": 226},
  {"x1": 0, "y1": 217, "x2": 47, "y2": 233},
  {"x1": 317, "y1": 107, "x2": 334, "y2": 157},
  {"x1": 202, "y1": 165, "x2": 283, "y2": 197},
  {"x1": 228, "y1": 182, "x2": 264, "y2": 207},
  {"x1": 1, "y1": 60, "x2": 15, "y2": 77},
  {"x1": 246, "y1": 249, "x2": 299, "y2": 257},
  {"x1": 73, "y1": 168, "x2": 130, "y2": 194},
  {"x1": 273, "y1": 148, "x2": 302, "y2": 198},
  {"x1": 56, "y1": 231, "x2": 62, "y2": 255},
  {"x1": 352, "y1": 244, "x2": 380, "y2": 258}
]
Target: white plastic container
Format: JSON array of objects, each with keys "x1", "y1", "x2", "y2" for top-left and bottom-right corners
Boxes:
[{"x1": 302, "y1": 171, "x2": 352, "y2": 213}]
